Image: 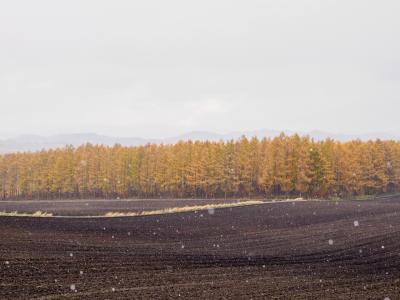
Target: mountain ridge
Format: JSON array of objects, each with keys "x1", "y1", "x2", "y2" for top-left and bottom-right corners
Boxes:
[{"x1": 0, "y1": 130, "x2": 399, "y2": 153}]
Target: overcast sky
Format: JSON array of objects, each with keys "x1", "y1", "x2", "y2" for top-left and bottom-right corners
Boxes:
[{"x1": 0, "y1": 0, "x2": 399, "y2": 138}]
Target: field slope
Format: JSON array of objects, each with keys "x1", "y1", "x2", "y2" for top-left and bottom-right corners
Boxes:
[{"x1": 1, "y1": 197, "x2": 400, "y2": 299}]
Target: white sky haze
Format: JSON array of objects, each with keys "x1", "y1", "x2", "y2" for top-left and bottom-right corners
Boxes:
[{"x1": 1, "y1": 0, "x2": 400, "y2": 138}]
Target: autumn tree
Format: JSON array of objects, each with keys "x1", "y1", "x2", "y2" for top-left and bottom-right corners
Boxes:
[{"x1": 0, "y1": 135, "x2": 399, "y2": 200}]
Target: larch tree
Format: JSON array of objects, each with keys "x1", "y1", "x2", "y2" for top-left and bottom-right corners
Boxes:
[{"x1": 0, "y1": 135, "x2": 399, "y2": 200}]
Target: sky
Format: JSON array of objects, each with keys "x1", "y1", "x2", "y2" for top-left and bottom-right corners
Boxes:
[{"x1": 0, "y1": 0, "x2": 400, "y2": 139}]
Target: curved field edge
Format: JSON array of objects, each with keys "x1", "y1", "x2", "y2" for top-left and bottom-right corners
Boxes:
[
  {"x1": 0, "y1": 199, "x2": 312, "y2": 218},
  {"x1": 0, "y1": 210, "x2": 53, "y2": 217}
]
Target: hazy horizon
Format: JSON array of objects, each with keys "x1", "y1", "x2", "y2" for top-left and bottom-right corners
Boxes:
[
  {"x1": 1, "y1": 1, "x2": 400, "y2": 138},
  {"x1": 2, "y1": 128, "x2": 400, "y2": 141}
]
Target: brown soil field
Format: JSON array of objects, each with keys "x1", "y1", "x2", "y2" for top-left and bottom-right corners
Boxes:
[
  {"x1": 1, "y1": 197, "x2": 400, "y2": 299},
  {"x1": 0, "y1": 198, "x2": 248, "y2": 216}
]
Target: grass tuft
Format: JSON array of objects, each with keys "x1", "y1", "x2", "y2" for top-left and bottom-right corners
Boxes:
[
  {"x1": 104, "y1": 200, "x2": 264, "y2": 217},
  {"x1": 0, "y1": 210, "x2": 53, "y2": 217}
]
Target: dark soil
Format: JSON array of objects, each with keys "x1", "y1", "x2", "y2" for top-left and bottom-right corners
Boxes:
[
  {"x1": 0, "y1": 198, "x2": 245, "y2": 216},
  {"x1": 1, "y1": 197, "x2": 400, "y2": 299}
]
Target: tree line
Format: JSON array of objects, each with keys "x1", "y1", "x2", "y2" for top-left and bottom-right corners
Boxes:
[{"x1": 0, "y1": 134, "x2": 399, "y2": 200}]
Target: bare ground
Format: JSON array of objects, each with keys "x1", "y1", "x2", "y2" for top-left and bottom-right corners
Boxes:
[
  {"x1": 1, "y1": 197, "x2": 400, "y2": 299},
  {"x1": 0, "y1": 198, "x2": 249, "y2": 216}
]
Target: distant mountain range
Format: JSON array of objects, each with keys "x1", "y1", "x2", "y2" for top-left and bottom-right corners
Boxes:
[{"x1": 0, "y1": 130, "x2": 399, "y2": 153}]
